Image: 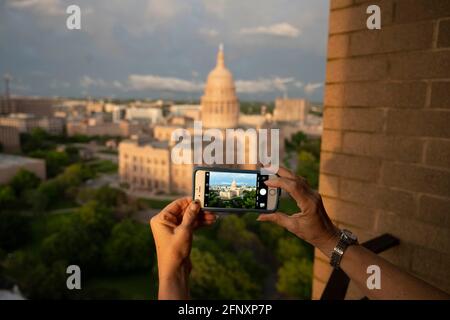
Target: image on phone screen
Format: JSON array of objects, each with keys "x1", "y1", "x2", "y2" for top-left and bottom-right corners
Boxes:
[{"x1": 203, "y1": 171, "x2": 270, "y2": 210}]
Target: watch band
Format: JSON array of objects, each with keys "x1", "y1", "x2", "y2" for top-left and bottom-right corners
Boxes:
[{"x1": 330, "y1": 229, "x2": 357, "y2": 269}]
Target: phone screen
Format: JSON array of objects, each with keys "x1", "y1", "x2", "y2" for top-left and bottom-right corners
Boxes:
[{"x1": 203, "y1": 171, "x2": 270, "y2": 210}]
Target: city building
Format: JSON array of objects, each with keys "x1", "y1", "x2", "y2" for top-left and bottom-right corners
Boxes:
[
  {"x1": 169, "y1": 104, "x2": 201, "y2": 120},
  {"x1": 119, "y1": 139, "x2": 193, "y2": 195},
  {"x1": 0, "y1": 113, "x2": 64, "y2": 135},
  {"x1": 201, "y1": 44, "x2": 240, "y2": 129},
  {"x1": 0, "y1": 97, "x2": 57, "y2": 117},
  {"x1": 0, "y1": 125, "x2": 20, "y2": 153},
  {"x1": 273, "y1": 98, "x2": 310, "y2": 122},
  {"x1": 126, "y1": 106, "x2": 163, "y2": 124},
  {"x1": 0, "y1": 153, "x2": 46, "y2": 184},
  {"x1": 218, "y1": 179, "x2": 244, "y2": 199},
  {"x1": 119, "y1": 46, "x2": 281, "y2": 195},
  {"x1": 66, "y1": 119, "x2": 147, "y2": 137}
]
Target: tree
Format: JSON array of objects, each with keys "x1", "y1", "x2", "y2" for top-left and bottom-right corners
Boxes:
[
  {"x1": 276, "y1": 258, "x2": 312, "y2": 299},
  {"x1": 4, "y1": 251, "x2": 67, "y2": 299},
  {"x1": 0, "y1": 185, "x2": 17, "y2": 210},
  {"x1": 104, "y1": 219, "x2": 153, "y2": 273},
  {"x1": 276, "y1": 236, "x2": 312, "y2": 263},
  {"x1": 296, "y1": 151, "x2": 319, "y2": 189},
  {"x1": 9, "y1": 169, "x2": 41, "y2": 197},
  {"x1": 93, "y1": 186, "x2": 127, "y2": 208},
  {"x1": 0, "y1": 212, "x2": 31, "y2": 251},
  {"x1": 190, "y1": 248, "x2": 262, "y2": 299}
]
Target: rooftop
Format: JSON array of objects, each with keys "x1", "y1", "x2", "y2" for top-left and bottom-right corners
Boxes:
[{"x1": 0, "y1": 153, "x2": 43, "y2": 169}]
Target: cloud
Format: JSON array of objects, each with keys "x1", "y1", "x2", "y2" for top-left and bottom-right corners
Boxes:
[
  {"x1": 304, "y1": 82, "x2": 323, "y2": 95},
  {"x1": 127, "y1": 74, "x2": 204, "y2": 93},
  {"x1": 80, "y1": 76, "x2": 108, "y2": 88},
  {"x1": 6, "y1": 0, "x2": 65, "y2": 16},
  {"x1": 294, "y1": 81, "x2": 304, "y2": 88},
  {"x1": 199, "y1": 28, "x2": 219, "y2": 38},
  {"x1": 145, "y1": 0, "x2": 186, "y2": 22},
  {"x1": 235, "y1": 77, "x2": 294, "y2": 94},
  {"x1": 125, "y1": 74, "x2": 298, "y2": 94},
  {"x1": 240, "y1": 23, "x2": 300, "y2": 38}
]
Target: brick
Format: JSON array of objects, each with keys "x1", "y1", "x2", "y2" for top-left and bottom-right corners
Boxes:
[
  {"x1": 386, "y1": 109, "x2": 450, "y2": 138},
  {"x1": 322, "y1": 196, "x2": 377, "y2": 229},
  {"x1": 327, "y1": 34, "x2": 350, "y2": 59},
  {"x1": 376, "y1": 211, "x2": 450, "y2": 253},
  {"x1": 326, "y1": 56, "x2": 388, "y2": 83},
  {"x1": 343, "y1": 132, "x2": 424, "y2": 162},
  {"x1": 412, "y1": 247, "x2": 450, "y2": 285},
  {"x1": 319, "y1": 174, "x2": 339, "y2": 197},
  {"x1": 425, "y1": 139, "x2": 450, "y2": 169},
  {"x1": 340, "y1": 179, "x2": 417, "y2": 216},
  {"x1": 324, "y1": 84, "x2": 345, "y2": 107},
  {"x1": 312, "y1": 278, "x2": 326, "y2": 300},
  {"x1": 323, "y1": 108, "x2": 383, "y2": 132},
  {"x1": 324, "y1": 82, "x2": 427, "y2": 108},
  {"x1": 349, "y1": 21, "x2": 433, "y2": 56},
  {"x1": 437, "y1": 19, "x2": 450, "y2": 48},
  {"x1": 382, "y1": 162, "x2": 450, "y2": 197},
  {"x1": 395, "y1": 0, "x2": 450, "y2": 23},
  {"x1": 418, "y1": 195, "x2": 450, "y2": 228},
  {"x1": 330, "y1": 0, "x2": 354, "y2": 10},
  {"x1": 314, "y1": 248, "x2": 329, "y2": 263},
  {"x1": 329, "y1": 1, "x2": 393, "y2": 34},
  {"x1": 389, "y1": 51, "x2": 450, "y2": 80},
  {"x1": 430, "y1": 82, "x2": 450, "y2": 109},
  {"x1": 321, "y1": 152, "x2": 381, "y2": 182},
  {"x1": 321, "y1": 129, "x2": 342, "y2": 152},
  {"x1": 313, "y1": 258, "x2": 333, "y2": 283}
]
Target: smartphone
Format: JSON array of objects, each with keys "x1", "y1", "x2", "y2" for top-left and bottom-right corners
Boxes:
[{"x1": 193, "y1": 167, "x2": 280, "y2": 213}]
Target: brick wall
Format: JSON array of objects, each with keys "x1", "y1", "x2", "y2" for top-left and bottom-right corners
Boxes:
[{"x1": 313, "y1": 0, "x2": 450, "y2": 299}]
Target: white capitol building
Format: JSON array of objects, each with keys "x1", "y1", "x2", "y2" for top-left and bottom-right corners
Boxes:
[{"x1": 119, "y1": 45, "x2": 314, "y2": 195}]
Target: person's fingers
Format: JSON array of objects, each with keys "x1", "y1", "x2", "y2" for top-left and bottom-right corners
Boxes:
[
  {"x1": 256, "y1": 212, "x2": 292, "y2": 229},
  {"x1": 162, "y1": 212, "x2": 179, "y2": 225},
  {"x1": 264, "y1": 177, "x2": 309, "y2": 204},
  {"x1": 276, "y1": 167, "x2": 297, "y2": 180},
  {"x1": 180, "y1": 200, "x2": 201, "y2": 228},
  {"x1": 162, "y1": 197, "x2": 191, "y2": 217}
]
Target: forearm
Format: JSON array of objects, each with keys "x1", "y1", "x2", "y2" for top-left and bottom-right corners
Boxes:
[
  {"x1": 318, "y1": 238, "x2": 449, "y2": 300},
  {"x1": 158, "y1": 266, "x2": 190, "y2": 300}
]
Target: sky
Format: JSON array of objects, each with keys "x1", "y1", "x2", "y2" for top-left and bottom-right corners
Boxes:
[
  {"x1": 209, "y1": 172, "x2": 257, "y2": 187},
  {"x1": 0, "y1": 0, "x2": 330, "y2": 102}
]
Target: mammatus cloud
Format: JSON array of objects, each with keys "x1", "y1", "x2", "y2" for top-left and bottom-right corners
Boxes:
[
  {"x1": 240, "y1": 23, "x2": 300, "y2": 38},
  {"x1": 304, "y1": 82, "x2": 323, "y2": 95}
]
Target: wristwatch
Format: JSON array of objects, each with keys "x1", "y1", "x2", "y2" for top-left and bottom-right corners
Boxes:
[{"x1": 330, "y1": 229, "x2": 358, "y2": 269}]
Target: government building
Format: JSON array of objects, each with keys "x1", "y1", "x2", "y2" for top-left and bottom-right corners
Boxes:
[{"x1": 119, "y1": 46, "x2": 281, "y2": 195}]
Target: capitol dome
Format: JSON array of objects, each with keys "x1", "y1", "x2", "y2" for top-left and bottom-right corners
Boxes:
[{"x1": 201, "y1": 44, "x2": 239, "y2": 129}]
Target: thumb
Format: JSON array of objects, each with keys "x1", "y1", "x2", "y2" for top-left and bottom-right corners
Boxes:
[
  {"x1": 180, "y1": 200, "x2": 201, "y2": 229},
  {"x1": 257, "y1": 212, "x2": 291, "y2": 229}
]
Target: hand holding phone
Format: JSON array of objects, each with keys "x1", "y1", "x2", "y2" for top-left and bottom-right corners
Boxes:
[{"x1": 193, "y1": 167, "x2": 280, "y2": 213}]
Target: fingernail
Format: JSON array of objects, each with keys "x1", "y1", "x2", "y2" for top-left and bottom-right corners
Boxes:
[{"x1": 190, "y1": 202, "x2": 199, "y2": 210}]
